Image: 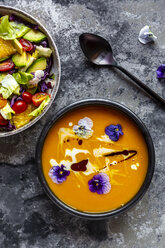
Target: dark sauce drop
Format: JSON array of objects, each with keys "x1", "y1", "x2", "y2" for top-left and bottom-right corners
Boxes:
[
  {"x1": 71, "y1": 159, "x2": 88, "y2": 171},
  {"x1": 78, "y1": 140, "x2": 83, "y2": 145},
  {"x1": 67, "y1": 139, "x2": 70, "y2": 142}
]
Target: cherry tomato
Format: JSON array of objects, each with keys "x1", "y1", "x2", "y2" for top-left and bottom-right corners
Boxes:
[
  {"x1": 32, "y1": 93, "x2": 49, "y2": 107},
  {"x1": 19, "y1": 39, "x2": 33, "y2": 52},
  {"x1": 22, "y1": 91, "x2": 33, "y2": 103},
  {"x1": 0, "y1": 114, "x2": 8, "y2": 126},
  {"x1": 0, "y1": 95, "x2": 7, "y2": 109},
  {"x1": 12, "y1": 100, "x2": 27, "y2": 114},
  {"x1": 0, "y1": 59, "x2": 15, "y2": 72}
]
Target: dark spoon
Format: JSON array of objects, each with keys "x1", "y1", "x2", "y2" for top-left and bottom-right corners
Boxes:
[{"x1": 79, "y1": 33, "x2": 165, "y2": 105}]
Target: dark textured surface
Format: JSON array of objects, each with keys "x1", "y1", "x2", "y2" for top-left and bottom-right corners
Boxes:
[{"x1": 0, "y1": 0, "x2": 165, "y2": 247}]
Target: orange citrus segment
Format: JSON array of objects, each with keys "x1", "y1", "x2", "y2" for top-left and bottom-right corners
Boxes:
[
  {"x1": 0, "y1": 95, "x2": 7, "y2": 109},
  {"x1": 13, "y1": 104, "x2": 35, "y2": 129}
]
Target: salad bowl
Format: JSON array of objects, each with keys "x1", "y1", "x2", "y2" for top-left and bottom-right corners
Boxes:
[{"x1": 0, "y1": 5, "x2": 61, "y2": 137}]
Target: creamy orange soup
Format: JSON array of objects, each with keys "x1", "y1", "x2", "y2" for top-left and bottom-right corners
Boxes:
[{"x1": 42, "y1": 106, "x2": 148, "y2": 213}]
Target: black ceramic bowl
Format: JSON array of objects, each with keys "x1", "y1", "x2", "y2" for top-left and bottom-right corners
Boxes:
[{"x1": 36, "y1": 99, "x2": 155, "y2": 219}]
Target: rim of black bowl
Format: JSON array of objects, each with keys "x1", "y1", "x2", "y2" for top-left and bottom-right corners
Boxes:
[
  {"x1": 0, "y1": 5, "x2": 61, "y2": 137},
  {"x1": 36, "y1": 99, "x2": 155, "y2": 220}
]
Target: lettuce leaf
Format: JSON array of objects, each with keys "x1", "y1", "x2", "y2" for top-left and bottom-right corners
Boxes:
[
  {"x1": 0, "y1": 102, "x2": 15, "y2": 120},
  {"x1": 29, "y1": 96, "x2": 50, "y2": 117},
  {"x1": 0, "y1": 15, "x2": 16, "y2": 40},
  {"x1": 13, "y1": 71, "x2": 33, "y2": 86},
  {"x1": 36, "y1": 45, "x2": 52, "y2": 57},
  {"x1": 0, "y1": 74, "x2": 20, "y2": 99}
]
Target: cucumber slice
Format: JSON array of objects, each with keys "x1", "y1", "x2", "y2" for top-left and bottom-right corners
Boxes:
[
  {"x1": 27, "y1": 57, "x2": 47, "y2": 73},
  {"x1": 23, "y1": 29, "x2": 46, "y2": 43}
]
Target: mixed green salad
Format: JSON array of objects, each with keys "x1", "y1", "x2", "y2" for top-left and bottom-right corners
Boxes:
[{"x1": 0, "y1": 14, "x2": 55, "y2": 131}]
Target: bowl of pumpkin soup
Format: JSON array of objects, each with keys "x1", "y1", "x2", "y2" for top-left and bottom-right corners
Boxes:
[{"x1": 36, "y1": 99, "x2": 155, "y2": 219}]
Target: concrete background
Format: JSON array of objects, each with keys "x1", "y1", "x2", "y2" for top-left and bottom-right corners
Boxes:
[{"x1": 0, "y1": 0, "x2": 165, "y2": 247}]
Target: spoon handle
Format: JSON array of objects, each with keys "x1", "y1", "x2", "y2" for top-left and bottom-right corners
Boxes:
[{"x1": 115, "y1": 65, "x2": 165, "y2": 106}]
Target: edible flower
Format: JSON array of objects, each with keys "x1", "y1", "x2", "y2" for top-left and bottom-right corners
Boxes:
[
  {"x1": 138, "y1": 25, "x2": 157, "y2": 44},
  {"x1": 73, "y1": 117, "x2": 93, "y2": 139},
  {"x1": 105, "y1": 124, "x2": 123, "y2": 141},
  {"x1": 48, "y1": 164, "x2": 70, "y2": 184},
  {"x1": 88, "y1": 173, "x2": 111, "y2": 194},
  {"x1": 29, "y1": 70, "x2": 44, "y2": 87},
  {"x1": 156, "y1": 64, "x2": 165, "y2": 78}
]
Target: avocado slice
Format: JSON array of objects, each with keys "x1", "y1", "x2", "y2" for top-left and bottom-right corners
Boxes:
[
  {"x1": 13, "y1": 39, "x2": 23, "y2": 54},
  {"x1": 12, "y1": 52, "x2": 27, "y2": 67},
  {"x1": 20, "y1": 50, "x2": 39, "y2": 72},
  {"x1": 23, "y1": 29, "x2": 46, "y2": 43},
  {"x1": 27, "y1": 57, "x2": 47, "y2": 73}
]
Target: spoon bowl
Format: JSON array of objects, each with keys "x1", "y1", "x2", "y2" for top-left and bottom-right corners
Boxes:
[
  {"x1": 79, "y1": 33, "x2": 116, "y2": 65},
  {"x1": 79, "y1": 33, "x2": 165, "y2": 106}
]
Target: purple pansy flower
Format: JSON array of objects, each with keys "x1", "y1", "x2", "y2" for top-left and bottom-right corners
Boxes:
[
  {"x1": 48, "y1": 165, "x2": 70, "y2": 184},
  {"x1": 88, "y1": 173, "x2": 111, "y2": 194},
  {"x1": 105, "y1": 124, "x2": 123, "y2": 141},
  {"x1": 156, "y1": 64, "x2": 165, "y2": 78}
]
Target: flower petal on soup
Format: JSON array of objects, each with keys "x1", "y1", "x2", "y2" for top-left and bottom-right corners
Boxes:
[{"x1": 88, "y1": 173, "x2": 111, "y2": 194}]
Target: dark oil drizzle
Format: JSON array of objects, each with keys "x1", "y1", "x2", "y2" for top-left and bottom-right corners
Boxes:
[
  {"x1": 104, "y1": 150, "x2": 137, "y2": 157},
  {"x1": 103, "y1": 150, "x2": 137, "y2": 167},
  {"x1": 71, "y1": 159, "x2": 88, "y2": 171}
]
